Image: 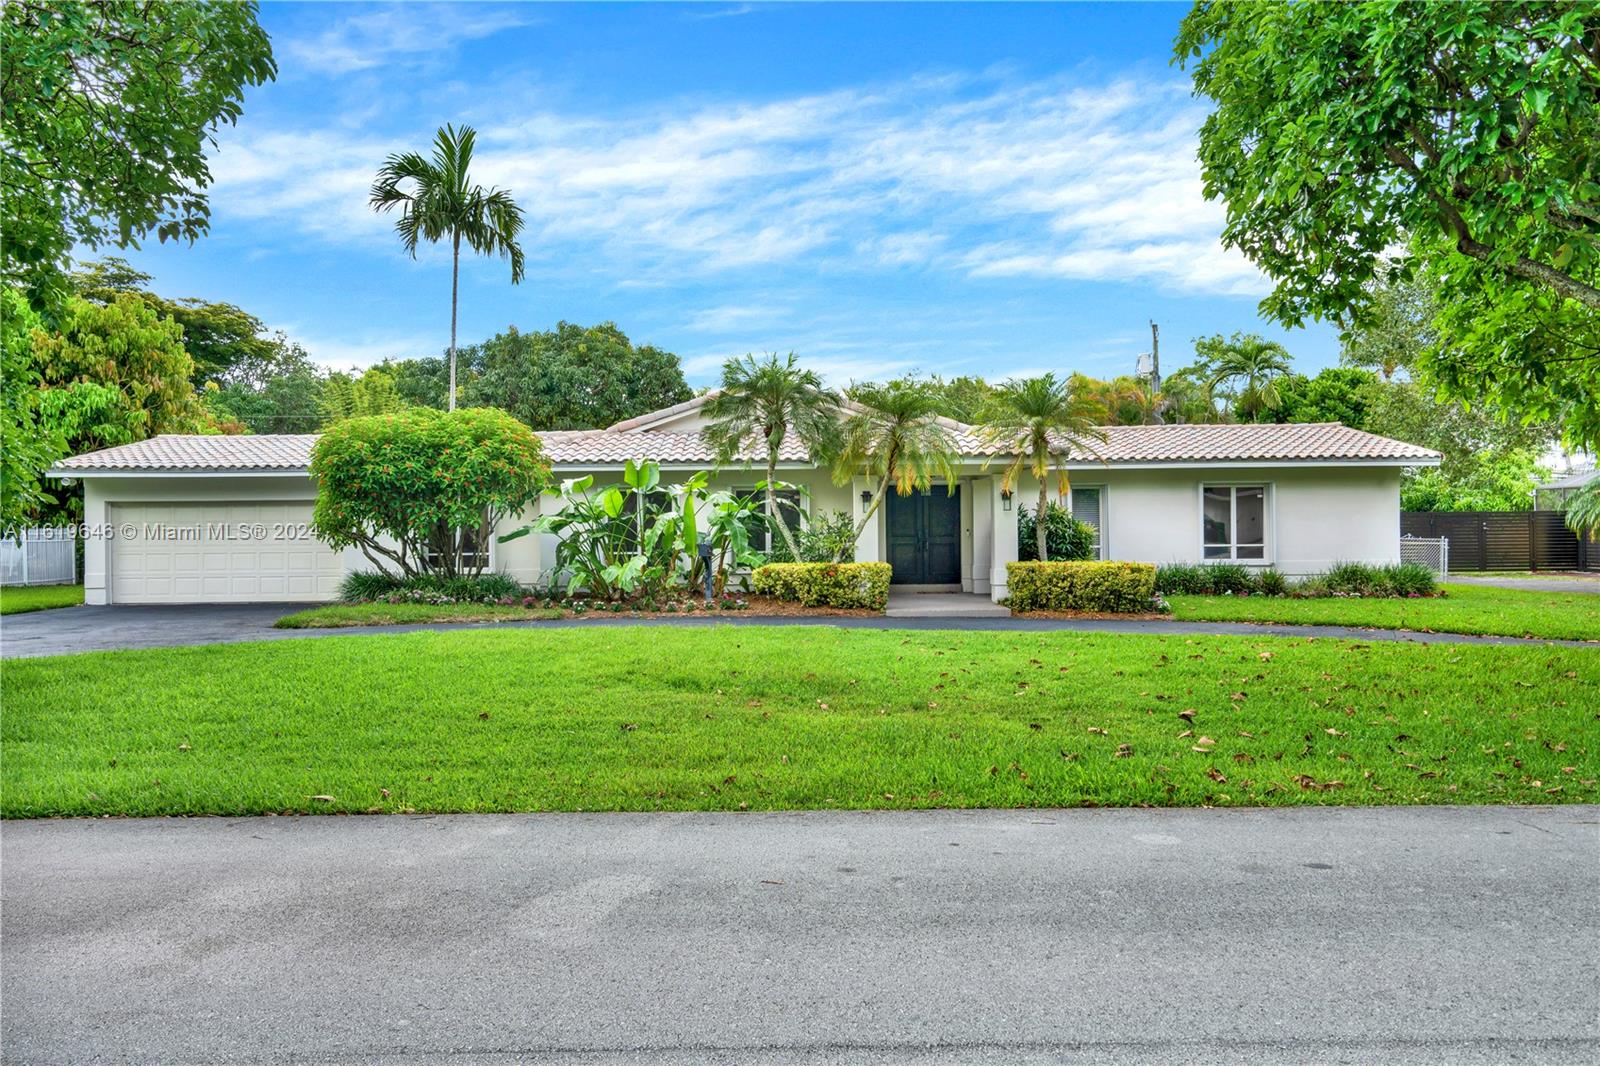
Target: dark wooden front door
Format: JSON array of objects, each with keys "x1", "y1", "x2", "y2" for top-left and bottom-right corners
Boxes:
[{"x1": 886, "y1": 487, "x2": 961, "y2": 585}]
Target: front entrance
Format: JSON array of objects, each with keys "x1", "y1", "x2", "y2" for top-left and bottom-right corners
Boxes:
[{"x1": 886, "y1": 486, "x2": 961, "y2": 586}]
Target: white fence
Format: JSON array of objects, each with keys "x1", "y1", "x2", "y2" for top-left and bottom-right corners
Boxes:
[
  {"x1": 1400, "y1": 534, "x2": 1449, "y2": 578},
  {"x1": 0, "y1": 528, "x2": 77, "y2": 586}
]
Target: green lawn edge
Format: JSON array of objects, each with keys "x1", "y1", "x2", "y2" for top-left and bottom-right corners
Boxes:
[
  {"x1": 276, "y1": 603, "x2": 565, "y2": 628},
  {"x1": 4, "y1": 625, "x2": 1594, "y2": 818},
  {"x1": 0, "y1": 584, "x2": 84, "y2": 615}
]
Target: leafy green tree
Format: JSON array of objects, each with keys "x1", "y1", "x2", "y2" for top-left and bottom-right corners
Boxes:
[
  {"x1": 1195, "y1": 332, "x2": 1293, "y2": 421},
  {"x1": 979, "y1": 374, "x2": 1106, "y2": 561},
  {"x1": 1177, "y1": 2, "x2": 1600, "y2": 446},
  {"x1": 1400, "y1": 449, "x2": 1551, "y2": 512},
  {"x1": 1, "y1": 2, "x2": 276, "y2": 311},
  {"x1": 1275, "y1": 368, "x2": 1380, "y2": 428},
  {"x1": 320, "y1": 367, "x2": 407, "y2": 424},
  {"x1": 71, "y1": 257, "x2": 290, "y2": 385},
  {"x1": 703, "y1": 352, "x2": 841, "y2": 560},
  {"x1": 0, "y1": 289, "x2": 116, "y2": 532},
  {"x1": 1339, "y1": 266, "x2": 1436, "y2": 382},
  {"x1": 310, "y1": 407, "x2": 549, "y2": 579},
  {"x1": 463, "y1": 321, "x2": 692, "y2": 429},
  {"x1": 205, "y1": 360, "x2": 325, "y2": 434},
  {"x1": 831, "y1": 381, "x2": 961, "y2": 562},
  {"x1": 377, "y1": 356, "x2": 455, "y2": 410},
  {"x1": 1152, "y1": 367, "x2": 1227, "y2": 425},
  {"x1": 29, "y1": 294, "x2": 205, "y2": 450},
  {"x1": 1563, "y1": 481, "x2": 1600, "y2": 539},
  {"x1": 371, "y1": 125, "x2": 525, "y2": 411}
]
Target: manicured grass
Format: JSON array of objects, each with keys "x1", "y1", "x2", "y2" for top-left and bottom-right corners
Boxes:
[
  {"x1": 276, "y1": 602, "x2": 564, "y2": 628},
  {"x1": 4, "y1": 626, "x2": 1595, "y2": 817},
  {"x1": 0, "y1": 584, "x2": 83, "y2": 615},
  {"x1": 1168, "y1": 583, "x2": 1600, "y2": 641}
]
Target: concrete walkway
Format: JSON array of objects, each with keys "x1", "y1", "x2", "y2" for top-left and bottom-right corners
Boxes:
[
  {"x1": 4, "y1": 807, "x2": 1596, "y2": 1064},
  {"x1": 1448, "y1": 574, "x2": 1600, "y2": 594},
  {"x1": 885, "y1": 590, "x2": 1010, "y2": 618},
  {"x1": 3, "y1": 602, "x2": 1595, "y2": 658}
]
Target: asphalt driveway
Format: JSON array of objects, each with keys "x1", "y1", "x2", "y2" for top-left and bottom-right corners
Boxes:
[
  {"x1": 3, "y1": 806, "x2": 1596, "y2": 1064},
  {"x1": 4, "y1": 602, "x2": 1595, "y2": 659}
]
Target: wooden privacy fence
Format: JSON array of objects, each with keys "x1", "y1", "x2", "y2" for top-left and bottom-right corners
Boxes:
[{"x1": 1401, "y1": 511, "x2": 1599, "y2": 572}]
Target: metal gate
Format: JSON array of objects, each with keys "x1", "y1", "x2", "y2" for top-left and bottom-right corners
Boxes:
[
  {"x1": 1399, "y1": 535, "x2": 1449, "y2": 577},
  {"x1": 1400, "y1": 512, "x2": 1598, "y2": 572}
]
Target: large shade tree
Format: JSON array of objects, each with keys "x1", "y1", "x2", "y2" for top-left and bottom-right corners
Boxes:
[
  {"x1": 979, "y1": 374, "x2": 1106, "y2": 561},
  {"x1": 371, "y1": 124, "x2": 525, "y2": 411},
  {"x1": 703, "y1": 352, "x2": 841, "y2": 561},
  {"x1": 830, "y1": 382, "x2": 961, "y2": 563},
  {"x1": 1, "y1": 2, "x2": 276, "y2": 313},
  {"x1": 1177, "y1": 1, "x2": 1600, "y2": 447}
]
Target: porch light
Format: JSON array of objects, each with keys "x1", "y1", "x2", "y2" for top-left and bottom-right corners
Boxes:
[
  {"x1": 1001, "y1": 489, "x2": 1013, "y2": 511},
  {"x1": 860, "y1": 490, "x2": 872, "y2": 511}
]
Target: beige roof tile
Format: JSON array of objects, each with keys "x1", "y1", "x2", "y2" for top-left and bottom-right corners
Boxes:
[{"x1": 49, "y1": 420, "x2": 1438, "y2": 475}]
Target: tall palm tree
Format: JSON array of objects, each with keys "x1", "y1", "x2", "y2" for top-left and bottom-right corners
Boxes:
[
  {"x1": 1202, "y1": 334, "x2": 1293, "y2": 421},
  {"x1": 370, "y1": 124, "x2": 524, "y2": 411},
  {"x1": 702, "y1": 352, "x2": 841, "y2": 560},
  {"x1": 979, "y1": 374, "x2": 1106, "y2": 561},
  {"x1": 830, "y1": 381, "x2": 961, "y2": 562}
]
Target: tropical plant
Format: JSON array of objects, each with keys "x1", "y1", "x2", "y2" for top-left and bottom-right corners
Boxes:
[
  {"x1": 703, "y1": 352, "x2": 842, "y2": 560},
  {"x1": 1156, "y1": 367, "x2": 1228, "y2": 424},
  {"x1": 1196, "y1": 333, "x2": 1294, "y2": 421},
  {"x1": 310, "y1": 407, "x2": 549, "y2": 580},
  {"x1": 1177, "y1": 2, "x2": 1600, "y2": 449},
  {"x1": 765, "y1": 509, "x2": 859, "y2": 564},
  {"x1": 979, "y1": 373, "x2": 1106, "y2": 561},
  {"x1": 1562, "y1": 481, "x2": 1600, "y2": 540},
  {"x1": 831, "y1": 381, "x2": 961, "y2": 562},
  {"x1": 370, "y1": 124, "x2": 525, "y2": 411},
  {"x1": 1, "y1": 2, "x2": 276, "y2": 312},
  {"x1": 1015, "y1": 504, "x2": 1096, "y2": 563}
]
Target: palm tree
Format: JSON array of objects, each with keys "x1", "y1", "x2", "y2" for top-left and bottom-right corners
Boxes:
[
  {"x1": 979, "y1": 374, "x2": 1106, "y2": 561},
  {"x1": 702, "y1": 352, "x2": 842, "y2": 560},
  {"x1": 830, "y1": 381, "x2": 961, "y2": 561},
  {"x1": 1200, "y1": 333, "x2": 1293, "y2": 421},
  {"x1": 1563, "y1": 480, "x2": 1600, "y2": 540},
  {"x1": 370, "y1": 124, "x2": 524, "y2": 411}
]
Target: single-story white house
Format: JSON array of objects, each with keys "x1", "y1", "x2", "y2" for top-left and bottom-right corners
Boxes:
[{"x1": 49, "y1": 393, "x2": 1440, "y2": 606}]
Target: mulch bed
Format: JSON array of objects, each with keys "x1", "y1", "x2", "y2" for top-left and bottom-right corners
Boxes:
[{"x1": 556, "y1": 595, "x2": 880, "y2": 619}]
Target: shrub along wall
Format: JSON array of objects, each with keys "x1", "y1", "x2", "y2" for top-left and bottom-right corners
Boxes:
[
  {"x1": 752, "y1": 562, "x2": 892, "y2": 611},
  {"x1": 1007, "y1": 561, "x2": 1157, "y2": 613}
]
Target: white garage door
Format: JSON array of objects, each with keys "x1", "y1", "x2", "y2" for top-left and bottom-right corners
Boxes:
[{"x1": 108, "y1": 502, "x2": 343, "y2": 604}]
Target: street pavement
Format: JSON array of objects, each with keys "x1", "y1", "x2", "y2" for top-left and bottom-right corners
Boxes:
[{"x1": 3, "y1": 806, "x2": 1597, "y2": 1064}]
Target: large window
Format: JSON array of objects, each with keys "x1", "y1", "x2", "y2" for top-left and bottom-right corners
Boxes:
[
  {"x1": 737, "y1": 487, "x2": 803, "y2": 553},
  {"x1": 1070, "y1": 486, "x2": 1105, "y2": 559},
  {"x1": 425, "y1": 518, "x2": 492, "y2": 572},
  {"x1": 1202, "y1": 485, "x2": 1266, "y2": 561}
]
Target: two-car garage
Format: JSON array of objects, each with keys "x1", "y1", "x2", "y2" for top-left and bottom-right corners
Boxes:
[{"x1": 105, "y1": 501, "x2": 343, "y2": 605}]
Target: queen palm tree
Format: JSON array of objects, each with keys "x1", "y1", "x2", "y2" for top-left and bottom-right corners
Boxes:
[
  {"x1": 830, "y1": 381, "x2": 961, "y2": 561},
  {"x1": 1200, "y1": 333, "x2": 1293, "y2": 421},
  {"x1": 370, "y1": 124, "x2": 524, "y2": 410},
  {"x1": 979, "y1": 374, "x2": 1106, "y2": 561},
  {"x1": 702, "y1": 352, "x2": 841, "y2": 560}
]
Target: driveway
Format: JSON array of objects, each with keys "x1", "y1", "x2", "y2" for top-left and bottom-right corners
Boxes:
[
  {"x1": 4, "y1": 602, "x2": 1594, "y2": 659},
  {"x1": 3, "y1": 807, "x2": 1596, "y2": 1064},
  {"x1": 1449, "y1": 574, "x2": 1600, "y2": 594}
]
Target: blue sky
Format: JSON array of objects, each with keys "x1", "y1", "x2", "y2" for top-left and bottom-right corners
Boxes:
[{"x1": 116, "y1": 1, "x2": 1342, "y2": 386}]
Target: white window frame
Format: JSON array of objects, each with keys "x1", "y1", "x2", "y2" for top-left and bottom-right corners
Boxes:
[
  {"x1": 735, "y1": 486, "x2": 808, "y2": 554},
  {"x1": 424, "y1": 512, "x2": 496, "y2": 572},
  {"x1": 1198, "y1": 482, "x2": 1272, "y2": 564},
  {"x1": 1069, "y1": 484, "x2": 1108, "y2": 561}
]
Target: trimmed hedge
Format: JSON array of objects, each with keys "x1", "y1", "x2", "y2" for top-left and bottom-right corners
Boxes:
[
  {"x1": 752, "y1": 562, "x2": 892, "y2": 611},
  {"x1": 1007, "y1": 561, "x2": 1157, "y2": 613}
]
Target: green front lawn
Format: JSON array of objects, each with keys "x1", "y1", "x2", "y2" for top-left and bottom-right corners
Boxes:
[
  {"x1": 276, "y1": 602, "x2": 564, "y2": 628},
  {"x1": 1168, "y1": 583, "x2": 1600, "y2": 641},
  {"x1": 0, "y1": 584, "x2": 84, "y2": 615},
  {"x1": 4, "y1": 627, "x2": 1594, "y2": 817}
]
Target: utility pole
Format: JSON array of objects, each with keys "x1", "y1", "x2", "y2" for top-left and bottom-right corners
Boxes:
[{"x1": 1149, "y1": 320, "x2": 1160, "y2": 393}]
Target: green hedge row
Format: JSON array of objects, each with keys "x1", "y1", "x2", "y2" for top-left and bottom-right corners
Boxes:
[
  {"x1": 752, "y1": 562, "x2": 893, "y2": 611},
  {"x1": 1006, "y1": 561, "x2": 1158, "y2": 613}
]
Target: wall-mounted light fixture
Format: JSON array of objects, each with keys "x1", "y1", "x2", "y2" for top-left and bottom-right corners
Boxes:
[
  {"x1": 860, "y1": 490, "x2": 873, "y2": 511},
  {"x1": 1001, "y1": 489, "x2": 1013, "y2": 511}
]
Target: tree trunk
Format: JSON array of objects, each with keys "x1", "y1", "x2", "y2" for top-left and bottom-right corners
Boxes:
[
  {"x1": 766, "y1": 448, "x2": 803, "y2": 560},
  {"x1": 841, "y1": 469, "x2": 893, "y2": 563},
  {"x1": 1036, "y1": 475, "x2": 1050, "y2": 562},
  {"x1": 449, "y1": 232, "x2": 461, "y2": 412}
]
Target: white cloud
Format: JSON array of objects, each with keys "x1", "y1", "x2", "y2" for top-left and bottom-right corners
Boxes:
[
  {"x1": 283, "y1": 5, "x2": 532, "y2": 76},
  {"x1": 210, "y1": 67, "x2": 1268, "y2": 297}
]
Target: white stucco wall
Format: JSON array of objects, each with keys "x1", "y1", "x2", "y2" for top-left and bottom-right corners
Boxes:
[{"x1": 1006, "y1": 464, "x2": 1403, "y2": 577}]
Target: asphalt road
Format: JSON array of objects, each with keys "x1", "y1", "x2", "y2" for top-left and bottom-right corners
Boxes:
[
  {"x1": 5, "y1": 602, "x2": 1592, "y2": 659},
  {"x1": 3, "y1": 807, "x2": 1597, "y2": 1065}
]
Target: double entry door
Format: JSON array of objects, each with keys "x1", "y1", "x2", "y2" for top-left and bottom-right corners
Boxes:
[{"x1": 886, "y1": 486, "x2": 961, "y2": 586}]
